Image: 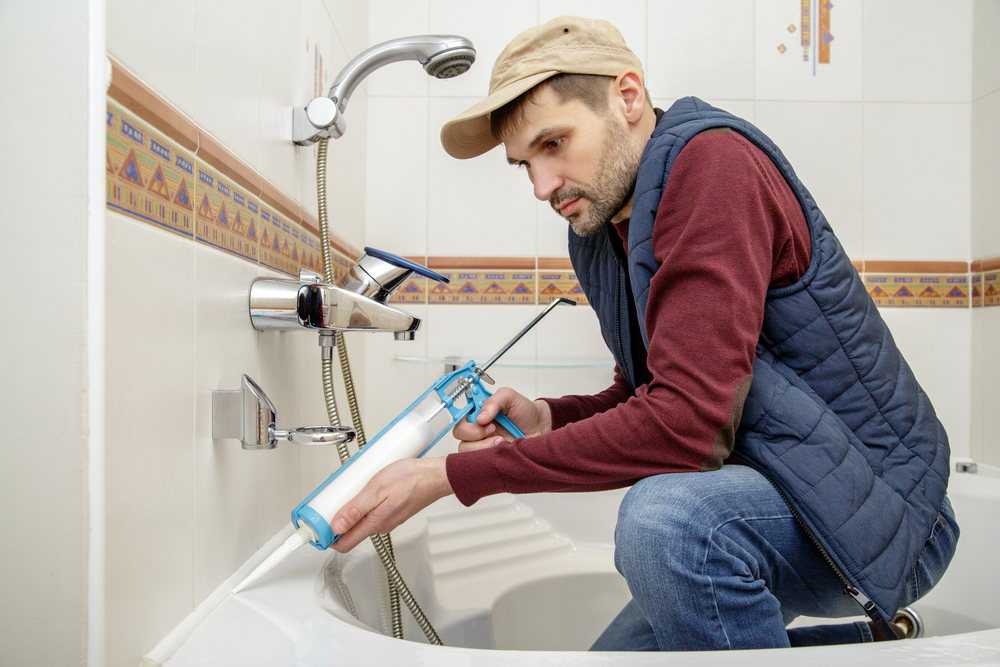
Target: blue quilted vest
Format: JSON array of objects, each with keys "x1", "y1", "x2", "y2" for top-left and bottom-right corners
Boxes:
[{"x1": 569, "y1": 97, "x2": 951, "y2": 625}]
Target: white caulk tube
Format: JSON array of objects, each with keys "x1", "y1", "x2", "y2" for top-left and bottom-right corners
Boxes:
[{"x1": 232, "y1": 380, "x2": 465, "y2": 594}]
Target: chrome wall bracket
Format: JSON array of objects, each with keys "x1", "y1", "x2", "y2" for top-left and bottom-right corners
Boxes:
[{"x1": 212, "y1": 375, "x2": 355, "y2": 450}]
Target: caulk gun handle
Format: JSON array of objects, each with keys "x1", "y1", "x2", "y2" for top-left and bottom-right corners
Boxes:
[{"x1": 465, "y1": 379, "x2": 526, "y2": 439}]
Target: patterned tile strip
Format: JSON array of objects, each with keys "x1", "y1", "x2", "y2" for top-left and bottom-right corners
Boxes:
[
  {"x1": 865, "y1": 274, "x2": 969, "y2": 308},
  {"x1": 107, "y1": 102, "x2": 195, "y2": 239},
  {"x1": 985, "y1": 273, "x2": 1000, "y2": 307},
  {"x1": 194, "y1": 163, "x2": 259, "y2": 264},
  {"x1": 428, "y1": 270, "x2": 537, "y2": 305},
  {"x1": 972, "y1": 274, "x2": 983, "y2": 308},
  {"x1": 539, "y1": 271, "x2": 588, "y2": 305},
  {"x1": 106, "y1": 99, "x2": 352, "y2": 278}
]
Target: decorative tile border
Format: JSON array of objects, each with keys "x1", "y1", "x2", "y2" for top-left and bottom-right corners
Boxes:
[
  {"x1": 194, "y1": 162, "x2": 260, "y2": 264},
  {"x1": 427, "y1": 270, "x2": 536, "y2": 305},
  {"x1": 972, "y1": 274, "x2": 983, "y2": 308},
  {"x1": 107, "y1": 102, "x2": 196, "y2": 239},
  {"x1": 865, "y1": 274, "x2": 969, "y2": 308},
  {"x1": 985, "y1": 273, "x2": 1000, "y2": 307}
]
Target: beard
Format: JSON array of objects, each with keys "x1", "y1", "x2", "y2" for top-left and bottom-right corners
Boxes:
[{"x1": 550, "y1": 118, "x2": 642, "y2": 237}]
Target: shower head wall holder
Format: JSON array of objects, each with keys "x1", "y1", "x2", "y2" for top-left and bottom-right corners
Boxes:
[
  {"x1": 213, "y1": 375, "x2": 356, "y2": 450},
  {"x1": 293, "y1": 34, "x2": 475, "y2": 145}
]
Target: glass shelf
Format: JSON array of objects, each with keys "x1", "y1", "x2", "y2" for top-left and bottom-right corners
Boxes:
[{"x1": 393, "y1": 354, "x2": 615, "y2": 370}]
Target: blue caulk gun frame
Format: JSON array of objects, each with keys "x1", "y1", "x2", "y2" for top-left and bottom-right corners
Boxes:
[{"x1": 292, "y1": 360, "x2": 524, "y2": 549}]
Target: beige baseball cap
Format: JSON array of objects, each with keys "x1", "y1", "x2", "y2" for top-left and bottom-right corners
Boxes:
[{"x1": 440, "y1": 16, "x2": 644, "y2": 159}]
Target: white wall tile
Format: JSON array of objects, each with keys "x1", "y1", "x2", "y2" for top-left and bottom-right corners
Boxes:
[
  {"x1": 428, "y1": 0, "x2": 538, "y2": 99},
  {"x1": 326, "y1": 0, "x2": 368, "y2": 57},
  {"x1": 647, "y1": 0, "x2": 755, "y2": 101},
  {"x1": 104, "y1": 214, "x2": 195, "y2": 667},
  {"x1": 983, "y1": 307, "x2": 1000, "y2": 467},
  {"x1": 863, "y1": 103, "x2": 971, "y2": 261},
  {"x1": 192, "y1": 246, "x2": 260, "y2": 604},
  {"x1": 425, "y1": 304, "x2": 539, "y2": 400},
  {"x1": 361, "y1": 306, "x2": 439, "y2": 440},
  {"x1": 970, "y1": 307, "x2": 984, "y2": 464},
  {"x1": 538, "y1": 1, "x2": 648, "y2": 72},
  {"x1": 255, "y1": 273, "x2": 303, "y2": 543},
  {"x1": 366, "y1": 96, "x2": 429, "y2": 256},
  {"x1": 983, "y1": 90, "x2": 1000, "y2": 258},
  {"x1": 106, "y1": 0, "x2": 197, "y2": 116},
  {"x1": 708, "y1": 99, "x2": 756, "y2": 123},
  {"x1": 428, "y1": 97, "x2": 538, "y2": 257},
  {"x1": 535, "y1": 304, "x2": 615, "y2": 400},
  {"x1": 755, "y1": 0, "x2": 863, "y2": 102},
  {"x1": 973, "y1": 0, "x2": 990, "y2": 101},
  {"x1": 194, "y1": 0, "x2": 263, "y2": 171},
  {"x1": 537, "y1": 200, "x2": 571, "y2": 257},
  {"x1": 259, "y1": 0, "x2": 306, "y2": 202},
  {"x1": 985, "y1": 0, "x2": 1000, "y2": 98},
  {"x1": 366, "y1": 0, "x2": 430, "y2": 98},
  {"x1": 309, "y1": 29, "x2": 368, "y2": 251},
  {"x1": 879, "y1": 308, "x2": 971, "y2": 461},
  {"x1": 972, "y1": 97, "x2": 985, "y2": 258},
  {"x1": 297, "y1": 0, "x2": 345, "y2": 220},
  {"x1": 755, "y1": 101, "x2": 864, "y2": 259},
  {"x1": 863, "y1": 0, "x2": 973, "y2": 103}
]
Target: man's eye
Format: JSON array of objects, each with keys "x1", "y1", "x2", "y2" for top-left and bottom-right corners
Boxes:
[{"x1": 545, "y1": 138, "x2": 562, "y2": 150}]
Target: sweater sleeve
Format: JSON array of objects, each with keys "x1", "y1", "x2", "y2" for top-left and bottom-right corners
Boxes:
[
  {"x1": 445, "y1": 129, "x2": 810, "y2": 506},
  {"x1": 540, "y1": 367, "x2": 633, "y2": 430}
]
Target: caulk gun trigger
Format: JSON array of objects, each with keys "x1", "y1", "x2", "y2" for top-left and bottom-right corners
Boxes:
[{"x1": 473, "y1": 366, "x2": 494, "y2": 385}]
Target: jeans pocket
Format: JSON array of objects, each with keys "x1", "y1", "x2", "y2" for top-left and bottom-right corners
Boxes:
[{"x1": 904, "y1": 496, "x2": 960, "y2": 605}]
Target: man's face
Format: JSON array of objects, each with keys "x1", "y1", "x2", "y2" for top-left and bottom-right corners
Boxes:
[{"x1": 502, "y1": 85, "x2": 642, "y2": 237}]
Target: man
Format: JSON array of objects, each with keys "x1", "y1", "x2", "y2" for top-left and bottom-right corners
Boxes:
[{"x1": 331, "y1": 16, "x2": 958, "y2": 650}]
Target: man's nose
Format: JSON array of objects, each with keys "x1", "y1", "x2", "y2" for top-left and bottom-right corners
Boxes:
[{"x1": 531, "y1": 166, "x2": 563, "y2": 202}]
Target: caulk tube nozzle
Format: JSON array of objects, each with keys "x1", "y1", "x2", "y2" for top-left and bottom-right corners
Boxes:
[{"x1": 232, "y1": 524, "x2": 315, "y2": 594}]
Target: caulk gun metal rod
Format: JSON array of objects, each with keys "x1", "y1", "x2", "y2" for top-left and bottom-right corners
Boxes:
[{"x1": 479, "y1": 298, "x2": 576, "y2": 373}]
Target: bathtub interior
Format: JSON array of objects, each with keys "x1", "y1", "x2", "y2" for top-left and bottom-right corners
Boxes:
[{"x1": 319, "y1": 468, "x2": 999, "y2": 650}]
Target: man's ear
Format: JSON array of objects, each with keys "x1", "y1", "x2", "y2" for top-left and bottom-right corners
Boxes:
[{"x1": 614, "y1": 70, "x2": 647, "y2": 123}]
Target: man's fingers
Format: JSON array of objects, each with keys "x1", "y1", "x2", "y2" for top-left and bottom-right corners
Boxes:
[
  {"x1": 452, "y1": 418, "x2": 496, "y2": 442},
  {"x1": 458, "y1": 436, "x2": 505, "y2": 453}
]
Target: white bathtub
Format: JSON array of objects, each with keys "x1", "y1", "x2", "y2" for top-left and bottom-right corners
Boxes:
[{"x1": 157, "y1": 463, "x2": 1000, "y2": 666}]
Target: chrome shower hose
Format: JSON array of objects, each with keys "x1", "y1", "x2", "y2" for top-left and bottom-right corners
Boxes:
[{"x1": 316, "y1": 138, "x2": 442, "y2": 646}]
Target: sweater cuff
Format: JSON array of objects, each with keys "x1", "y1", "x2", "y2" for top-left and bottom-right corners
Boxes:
[
  {"x1": 445, "y1": 448, "x2": 509, "y2": 506},
  {"x1": 540, "y1": 396, "x2": 572, "y2": 431}
]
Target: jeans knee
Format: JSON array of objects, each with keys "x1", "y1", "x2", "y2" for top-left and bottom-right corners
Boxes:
[{"x1": 614, "y1": 475, "x2": 717, "y2": 575}]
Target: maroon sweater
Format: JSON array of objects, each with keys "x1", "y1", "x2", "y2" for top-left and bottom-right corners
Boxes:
[{"x1": 446, "y1": 128, "x2": 811, "y2": 506}]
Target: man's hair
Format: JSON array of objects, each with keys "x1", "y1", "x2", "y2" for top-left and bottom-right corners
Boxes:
[{"x1": 489, "y1": 73, "x2": 616, "y2": 142}]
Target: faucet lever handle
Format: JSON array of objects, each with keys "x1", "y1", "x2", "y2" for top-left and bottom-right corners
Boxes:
[{"x1": 340, "y1": 247, "x2": 450, "y2": 304}]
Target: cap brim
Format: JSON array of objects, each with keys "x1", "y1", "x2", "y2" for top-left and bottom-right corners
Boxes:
[{"x1": 440, "y1": 70, "x2": 559, "y2": 159}]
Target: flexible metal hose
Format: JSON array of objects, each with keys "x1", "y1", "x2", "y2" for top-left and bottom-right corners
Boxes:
[{"x1": 316, "y1": 138, "x2": 441, "y2": 645}]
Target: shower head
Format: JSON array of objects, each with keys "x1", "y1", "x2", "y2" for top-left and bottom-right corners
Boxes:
[
  {"x1": 328, "y1": 35, "x2": 476, "y2": 112},
  {"x1": 294, "y1": 35, "x2": 475, "y2": 145}
]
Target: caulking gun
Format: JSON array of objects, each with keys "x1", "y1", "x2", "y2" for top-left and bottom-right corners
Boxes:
[{"x1": 233, "y1": 297, "x2": 576, "y2": 593}]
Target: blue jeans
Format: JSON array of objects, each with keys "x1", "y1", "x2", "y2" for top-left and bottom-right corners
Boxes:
[{"x1": 591, "y1": 465, "x2": 958, "y2": 651}]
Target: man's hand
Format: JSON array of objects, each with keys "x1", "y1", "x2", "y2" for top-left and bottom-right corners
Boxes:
[
  {"x1": 452, "y1": 387, "x2": 552, "y2": 450},
  {"x1": 330, "y1": 456, "x2": 453, "y2": 553}
]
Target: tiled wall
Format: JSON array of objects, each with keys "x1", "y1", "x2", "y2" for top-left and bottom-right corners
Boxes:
[
  {"x1": 104, "y1": 1, "x2": 369, "y2": 665},
  {"x1": 363, "y1": 0, "x2": 990, "y2": 465},
  {"x1": 971, "y1": 0, "x2": 1000, "y2": 468}
]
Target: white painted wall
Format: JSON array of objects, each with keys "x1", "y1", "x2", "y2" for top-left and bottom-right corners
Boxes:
[{"x1": 0, "y1": 2, "x2": 92, "y2": 665}]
